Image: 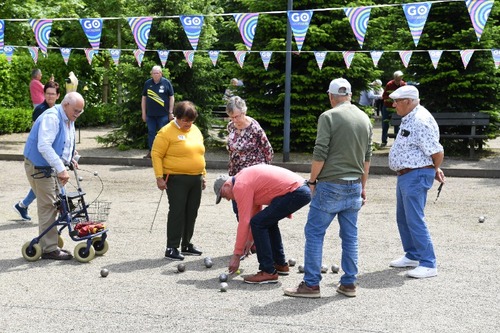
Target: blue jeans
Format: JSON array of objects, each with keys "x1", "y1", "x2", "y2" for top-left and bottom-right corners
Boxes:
[
  {"x1": 396, "y1": 168, "x2": 436, "y2": 268},
  {"x1": 250, "y1": 185, "x2": 311, "y2": 274},
  {"x1": 304, "y1": 181, "x2": 362, "y2": 287},
  {"x1": 22, "y1": 189, "x2": 36, "y2": 207},
  {"x1": 146, "y1": 115, "x2": 169, "y2": 150}
]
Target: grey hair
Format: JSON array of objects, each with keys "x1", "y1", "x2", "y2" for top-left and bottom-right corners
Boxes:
[
  {"x1": 226, "y1": 96, "x2": 247, "y2": 115},
  {"x1": 62, "y1": 91, "x2": 84, "y2": 107},
  {"x1": 151, "y1": 65, "x2": 162, "y2": 73},
  {"x1": 31, "y1": 69, "x2": 41, "y2": 78}
]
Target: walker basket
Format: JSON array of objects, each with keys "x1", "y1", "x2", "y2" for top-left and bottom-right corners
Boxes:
[{"x1": 87, "y1": 200, "x2": 111, "y2": 223}]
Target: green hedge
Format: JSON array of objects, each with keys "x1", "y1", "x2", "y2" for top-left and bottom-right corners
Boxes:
[{"x1": 0, "y1": 108, "x2": 32, "y2": 134}]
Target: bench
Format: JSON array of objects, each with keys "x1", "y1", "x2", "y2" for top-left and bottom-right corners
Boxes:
[
  {"x1": 210, "y1": 105, "x2": 229, "y2": 129},
  {"x1": 389, "y1": 112, "x2": 490, "y2": 158}
]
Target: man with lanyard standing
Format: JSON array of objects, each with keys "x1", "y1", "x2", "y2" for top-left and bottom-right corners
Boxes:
[
  {"x1": 141, "y1": 65, "x2": 175, "y2": 159},
  {"x1": 387, "y1": 85, "x2": 445, "y2": 279},
  {"x1": 23, "y1": 92, "x2": 85, "y2": 260}
]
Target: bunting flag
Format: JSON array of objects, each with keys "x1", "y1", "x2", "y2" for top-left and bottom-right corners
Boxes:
[
  {"x1": 370, "y1": 50, "x2": 383, "y2": 67},
  {"x1": 60, "y1": 48, "x2": 71, "y2": 65},
  {"x1": 234, "y1": 50, "x2": 247, "y2": 68},
  {"x1": 314, "y1": 51, "x2": 327, "y2": 70},
  {"x1": 29, "y1": 19, "x2": 52, "y2": 54},
  {"x1": 109, "y1": 49, "x2": 121, "y2": 65},
  {"x1": 0, "y1": 20, "x2": 4, "y2": 53},
  {"x1": 344, "y1": 7, "x2": 371, "y2": 49},
  {"x1": 428, "y1": 50, "x2": 443, "y2": 69},
  {"x1": 460, "y1": 49, "x2": 474, "y2": 69},
  {"x1": 260, "y1": 51, "x2": 272, "y2": 70},
  {"x1": 233, "y1": 13, "x2": 259, "y2": 51},
  {"x1": 465, "y1": 0, "x2": 494, "y2": 41},
  {"x1": 127, "y1": 17, "x2": 153, "y2": 51},
  {"x1": 28, "y1": 46, "x2": 38, "y2": 64},
  {"x1": 399, "y1": 50, "x2": 413, "y2": 68},
  {"x1": 343, "y1": 51, "x2": 355, "y2": 69},
  {"x1": 287, "y1": 10, "x2": 313, "y2": 52},
  {"x1": 491, "y1": 49, "x2": 500, "y2": 69},
  {"x1": 80, "y1": 18, "x2": 103, "y2": 50},
  {"x1": 208, "y1": 50, "x2": 219, "y2": 66},
  {"x1": 4, "y1": 45, "x2": 14, "y2": 63},
  {"x1": 134, "y1": 49, "x2": 144, "y2": 66},
  {"x1": 180, "y1": 15, "x2": 204, "y2": 50},
  {"x1": 183, "y1": 50, "x2": 195, "y2": 68},
  {"x1": 84, "y1": 48, "x2": 98, "y2": 65},
  {"x1": 157, "y1": 50, "x2": 170, "y2": 67},
  {"x1": 403, "y1": 2, "x2": 432, "y2": 47}
]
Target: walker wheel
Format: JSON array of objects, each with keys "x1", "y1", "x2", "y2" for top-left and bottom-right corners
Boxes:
[
  {"x1": 58, "y1": 235, "x2": 64, "y2": 248},
  {"x1": 92, "y1": 237, "x2": 109, "y2": 256},
  {"x1": 74, "y1": 242, "x2": 95, "y2": 263},
  {"x1": 22, "y1": 241, "x2": 42, "y2": 262}
]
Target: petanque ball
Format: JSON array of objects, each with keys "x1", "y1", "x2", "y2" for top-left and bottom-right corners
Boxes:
[
  {"x1": 100, "y1": 268, "x2": 109, "y2": 278},
  {"x1": 220, "y1": 282, "x2": 228, "y2": 292},
  {"x1": 177, "y1": 263, "x2": 186, "y2": 273},
  {"x1": 331, "y1": 264, "x2": 340, "y2": 274},
  {"x1": 298, "y1": 265, "x2": 304, "y2": 273},
  {"x1": 205, "y1": 260, "x2": 213, "y2": 268},
  {"x1": 93, "y1": 171, "x2": 99, "y2": 176},
  {"x1": 321, "y1": 265, "x2": 328, "y2": 274},
  {"x1": 288, "y1": 258, "x2": 296, "y2": 267},
  {"x1": 478, "y1": 216, "x2": 485, "y2": 223},
  {"x1": 78, "y1": 176, "x2": 83, "y2": 181},
  {"x1": 219, "y1": 273, "x2": 228, "y2": 282}
]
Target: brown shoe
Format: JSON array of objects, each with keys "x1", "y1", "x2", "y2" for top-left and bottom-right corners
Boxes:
[
  {"x1": 284, "y1": 281, "x2": 321, "y2": 298},
  {"x1": 41, "y1": 249, "x2": 73, "y2": 260},
  {"x1": 274, "y1": 263, "x2": 290, "y2": 276},
  {"x1": 244, "y1": 271, "x2": 279, "y2": 284},
  {"x1": 143, "y1": 151, "x2": 151, "y2": 159},
  {"x1": 336, "y1": 284, "x2": 356, "y2": 297}
]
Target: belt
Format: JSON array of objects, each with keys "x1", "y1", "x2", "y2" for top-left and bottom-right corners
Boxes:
[
  {"x1": 328, "y1": 178, "x2": 361, "y2": 185},
  {"x1": 397, "y1": 165, "x2": 434, "y2": 176}
]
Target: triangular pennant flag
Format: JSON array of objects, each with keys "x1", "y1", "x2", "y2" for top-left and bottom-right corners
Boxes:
[
  {"x1": 109, "y1": 49, "x2": 121, "y2": 65},
  {"x1": 343, "y1": 51, "x2": 355, "y2": 69},
  {"x1": 465, "y1": 0, "x2": 494, "y2": 41},
  {"x1": 157, "y1": 50, "x2": 170, "y2": 67},
  {"x1": 0, "y1": 20, "x2": 4, "y2": 53},
  {"x1": 29, "y1": 19, "x2": 52, "y2": 54},
  {"x1": 233, "y1": 13, "x2": 259, "y2": 51},
  {"x1": 460, "y1": 49, "x2": 474, "y2": 69},
  {"x1": 233, "y1": 50, "x2": 247, "y2": 68},
  {"x1": 399, "y1": 50, "x2": 413, "y2": 68},
  {"x1": 127, "y1": 17, "x2": 153, "y2": 51},
  {"x1": 287, "y1": 10, "x2": 313, "y2": 52},
  {"x1": 370, "y1": 50, "x2": 383, "y2": 67},
  {"x1": 80, "y1": 18, "x2": 103, "y2": 50},
  {"x1": 4, "y1": 45, "x2": 14, "y2": 63},
  {"x1": 180, "y1": 15, "x2": 204, "y2": 50},
  {"x1": 260, "y1": 51, "x2": 272, "y2": 70},
  {"x1": 403, "y1": 2, "x2": 432, "y2": 47},
  {"x1": 314, "y1": 51, "x2": 327, "y2": 70},
  {"x1": 60, "y1": 48, "x2": 71, "y2": 65},
  {"x1": 28, "y1": 46, "x2": 39, "y2": 64},
  {"x1": 344, "y1": 7, "x2": 371, "y2": 49},
  {"x1": 134, "y1": 49, "x2": 144, "y2": 66},
  {"x1": 84, "y1": 48, "x2": 98, "y2": 65},
  {"x1": 491, "y1": 49, "x2": 500, "y2": 69},
  {"x1": 428, "y1": 50, "x2": 443, "y2": 69},
  {"x1": 183, "y1": 50, "x2": 195, "y2": 68},
  {"x1": 208, "y1": 50, "x2": 219, "y2": 67}
]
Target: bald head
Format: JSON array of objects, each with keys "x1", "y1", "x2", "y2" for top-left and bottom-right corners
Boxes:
[{"x1": 62, "y1": 92, "x2": 85, "y2": 122}]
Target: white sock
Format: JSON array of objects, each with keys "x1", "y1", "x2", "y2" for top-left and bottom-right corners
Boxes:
[{"x1": 18, "y1": 201, "x2": 27, "y2": 208}]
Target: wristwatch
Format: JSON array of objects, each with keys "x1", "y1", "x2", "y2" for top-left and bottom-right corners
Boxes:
[{"x1": 307, "y1": 179, "x2": 318, "y2": 186}]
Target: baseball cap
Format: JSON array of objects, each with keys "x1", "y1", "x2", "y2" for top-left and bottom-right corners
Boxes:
[
  {"x1": 389, "y1": 85, "x2": 419, "y2": 100},
  {"x1": 370, "y1": 79, "x2": 382, "y2": 86},
  {"x1": 393, "y1": 70, "x2": 404, "y2": 78},
  {"x1": 327, "y1": 78, "x2": 351, "y2": 96},
  {"x1": 214, "y1": 175, "x2": 229, "y2": 204}
]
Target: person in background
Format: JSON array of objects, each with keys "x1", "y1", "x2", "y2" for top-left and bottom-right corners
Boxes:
[
  {"x1": 23, "y1": 92, "x2": 85, "y2": 260},
  {"x1": 29, "y1": 69, "x2": 53, "y2": 108},
  {"x1": 151, "y1": 101, "x2": 206, "y2": 261},
  {"x1": 223, "y1": 78, "x2": 243, "y2": 101},
  {"x1": 225, "y1": 96, "x2": 274, "y2": 222},
  {"x1": 381, "y1": 71, "x2": 406, "y2": 147},
  {"x1": 142, "y1": 65, "x2": 175, "y2": 159},
  {"x1": 284, "y1": 78, "x2": 372, "y2": 298},
  {"x1": 14, "y1": 81, "x2": 61, "y2": 221},
  {"x1": 359, "y1": 79, "x2": 383, "y2": 118},
  {"x1": 214, "y1": 164, "x2": 311, "y2": 284},
  {"x1": 388, "y1": 85, "x2": 445, "y2": 279}
]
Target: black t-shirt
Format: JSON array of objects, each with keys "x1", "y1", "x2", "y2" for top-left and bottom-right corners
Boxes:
[{"x1": 142, "y1": 77, "x2": 174, "y2": 117}]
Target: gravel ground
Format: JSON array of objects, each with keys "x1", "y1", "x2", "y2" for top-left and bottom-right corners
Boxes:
[{"x1": 1, "y1": 159, "x2": 499, "y2": 332}]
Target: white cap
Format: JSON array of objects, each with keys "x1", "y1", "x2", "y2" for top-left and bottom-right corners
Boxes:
[
  {"x1": 389, "y1": 85, "x2": 419, "y2": 100},
  {"x1": 393, "y1": 70, "x2": 404, "y2": 78},
  {"x1": 327, "y1": 78, "x2": 351, "y2": 96},
  {"x1": 370, "y1": 79, "x2": 382, "y2": 86}
]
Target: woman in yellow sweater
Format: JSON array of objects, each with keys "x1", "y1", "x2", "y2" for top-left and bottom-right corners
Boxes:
[{"x1": 151, "y1": 101, "x2": 206, "y2": 261}]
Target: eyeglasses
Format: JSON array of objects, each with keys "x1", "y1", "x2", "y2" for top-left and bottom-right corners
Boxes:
[
  {"x1": 393, "y1": 99, "x2": 408, "y2": 104},
  {"x1": 229, "y1": 113, "x2": 243, "y2": 120},
  {"x1": 73, "y1": 106, "x2": 84, "y2": 115},
  {"x1": 45, "y1": 92, "x2": 58, "y2": 96}
]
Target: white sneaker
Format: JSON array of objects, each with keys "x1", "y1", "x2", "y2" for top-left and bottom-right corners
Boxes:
[
  {"x1": 389, "y1": 256, "x2": 419, "y2": 268},
  {"x1": 407, "y1": 266, "x2": 437, "y2": 279}
]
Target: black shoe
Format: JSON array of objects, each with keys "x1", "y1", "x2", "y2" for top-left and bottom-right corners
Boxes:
[
  {"x1": 41, "y1": 249, "x2": 73, "y2": 260},
  {"x1": 181, "y1": 244, "x2": 202, "y2": 256},
  {"x1": 165, "y1": 247, "x2": 184, "y2": 261}
]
